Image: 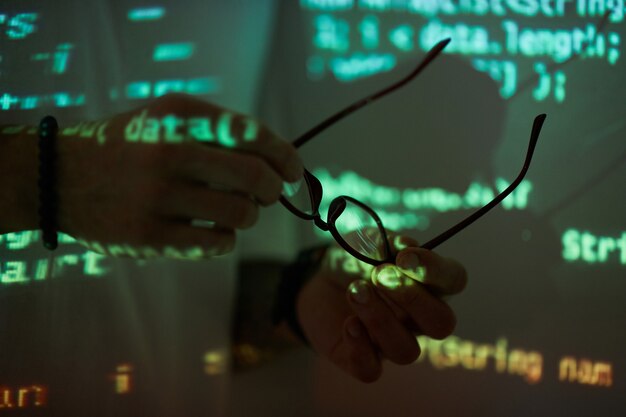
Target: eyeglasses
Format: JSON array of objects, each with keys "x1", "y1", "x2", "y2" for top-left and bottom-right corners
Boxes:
[{"x1": 280, "y1": 38, "x2": 546, "y2": 266}]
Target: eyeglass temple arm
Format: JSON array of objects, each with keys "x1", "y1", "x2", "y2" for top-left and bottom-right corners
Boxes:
[
  {"x1": 421, "y1": 113, "x2": 546, "y2": 251},
  {"x1": 292, "y1": 38, "x2": 452, "y2": 149}
]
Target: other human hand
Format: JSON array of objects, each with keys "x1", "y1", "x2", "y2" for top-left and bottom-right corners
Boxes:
[
  {"x1": 52, "y1": 94, "x2": 303, "y2": 258},
  {"x1": 296, "y1": 233, "x2": 467, "y2": 382}
]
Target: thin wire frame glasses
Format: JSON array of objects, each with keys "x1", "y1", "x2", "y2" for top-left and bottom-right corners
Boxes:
[{"x1": 280, "y1": 38, "x2": 546, "y2": 266}]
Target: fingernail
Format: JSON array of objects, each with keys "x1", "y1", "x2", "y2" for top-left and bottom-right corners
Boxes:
[
  {"x1": 348, "y1": 280, "x2": 370, "y2": 304},
  {"x1": 286, "y1": 157, "x2": 304, "y2": 182},
  {"x1": 282, "y1": 178, "x2": 303, "y2": 198},
  {"x1": 372, "y1": 265, "x2": 402, "y2": 290},
  {"x1": 397, "y1": 252, "x2": 426, "y2": 283},
  {"x1": 347, "y1": 321, "x2": 362, "y2": 338},
  {"x1": 393, "y1": 235, "x2": 409, "y2": 251}
]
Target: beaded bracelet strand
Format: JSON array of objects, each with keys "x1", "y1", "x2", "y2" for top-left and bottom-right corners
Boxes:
[{"x1": 38, "y1": 115, "x2": 59, "y2": 250}]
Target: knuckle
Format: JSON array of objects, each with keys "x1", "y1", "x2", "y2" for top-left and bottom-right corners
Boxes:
[
  {"x1": 453, "y1": 264, "x2": 469, "y2": 293},
  {"x1": 364, "y1": 316, "x2": 389, "y2": 335},
  {"x1": 234, "y1": 200, "x2": 259, "y2": 229},
  {"x1": 428, "y1": 307, "x2": 457, "y2": 340},
  {"x1": 393, "y1": 343, "x2": 421, "y2": 365},
  {"x1": 218, "y1": 230, "x2": 236, "y2": 254},
  {"x1": 401, "y1": 286, "x2": 423, "y2": 309},
  {"x1": 202, "y1": 229, "x2": 236, "y2": 256},
  {"x1": 262, "y1": 179, "x2": 283, "y2": 206},
  {"x1": 243, "y1": 158, "x2": 273, "y2": 195}
]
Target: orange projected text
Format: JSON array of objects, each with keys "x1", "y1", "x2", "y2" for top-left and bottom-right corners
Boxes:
[
  {"x1": 0, "y1": 385, "x2": 47, "y2": 409},
  {"x1": 416, "y1": 336, "x2": 543, "y2": 384},
  {"x1": 110, "y1": 364, "x2": 133, "y2": 394},
  {"x1": 559, "y1": 356, "x2": 613, "y2": 387}
]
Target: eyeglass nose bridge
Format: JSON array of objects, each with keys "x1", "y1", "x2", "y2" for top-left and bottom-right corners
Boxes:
[{"x1": 314, "y1": 216, "x2": 329, "y2": 231}]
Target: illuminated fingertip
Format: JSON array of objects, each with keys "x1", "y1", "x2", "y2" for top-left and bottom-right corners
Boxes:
[
  {"x1": 348, "y1": 280, "x2": 370, "y2": 304},
  {"x1": 393, "y1": 235, "x2": 409, "y2": 251},
  {"x1": 396, "y1": 252, "x2": 427, "y2": 283},
  {"x1": 372, "y1": 265, "x2": 403, "y2": 290}
]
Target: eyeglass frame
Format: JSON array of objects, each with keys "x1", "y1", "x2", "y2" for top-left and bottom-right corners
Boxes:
[{"x1": 280, "y1": 38, "x2": 546, "y2": 266}]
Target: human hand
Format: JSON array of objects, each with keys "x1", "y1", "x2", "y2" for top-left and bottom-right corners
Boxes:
[
  {"x1": 51, "y1": 94, "x2": 303, "y2": 258},
  {"x1": 296, "y1": 234, "x2": 467, "y2": 382}
]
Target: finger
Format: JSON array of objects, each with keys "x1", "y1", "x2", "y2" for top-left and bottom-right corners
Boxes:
[
  {"x1": 347, "y1": 280, "x2": 421, "y2": 365},
  {"x1": 85, "y1": 223, "x2": 236, "y2": 259},
  {"x1": 153, "y1": 94, "x2": 303, "y2": 182},
  {"x1": 158, "y1": 182, "x2": 259, "y2": 230},
  {"x1": 231, "y1": 118, "x2": 304, "y2": 183},
  {"x1": 335, "y1": 316, "x2": 382, "y2": 383},
  {"x1": 167, "y1": 144, "x2": 284, "y2": 205},
  {"x1": 395, "y1": 247, "x2": 468, "y2": 295},
  {"x1": 387, "y1": 232, "x2": 420, "y2": 258},
  {"x1": 371, "y1": 265, "x2": 457, "y2": 340}
]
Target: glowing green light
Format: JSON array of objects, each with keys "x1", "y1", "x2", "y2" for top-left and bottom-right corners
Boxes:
[
  {"x1": 301, "y1": 0, "x2": 353, "y2": 10},
  {"x1": 393, "y1": 235, "x2": 408, "y2": 251},
  {"x1": 389, "y1": 25, "x2": 415, "y2": 52},
  {"x1": 22, "y1": 97, "x2": 38, "y2": 109},
  {"x1": 82, "y1": 252, "x2": 108, "y2": 277},
  {"x1": 314, "y1": 15, "x2": 350, "y2": 52},
  {"x1": 6, "y1": 13, "x2": 37, "y2": 39},
  {"x1": 188, "y1": 118, "x2": 214, "y2": 142},
  {"x1": 359, "y1": 0, "x2": 392, "y2": 11},
  {"x1": 153, "y1": 43, "x2": 195, "y2": 62},
  {"x1": 124, "y1": 111, "x2": 249, "y2": 145},
  {"x1": 330, "y1": 53, "x2": 396, "y2": 82},
  {"x1": 161, "y1": 115, "x2": 184, "y2": 143},
  {"x1": 472, "y1": 59, "x2": 518, "y2": 99},
  {"x1": 562, "y1": 229, "x2": 626, "y2": 265},
  {"x1": 359, "y1": 15, "x2": 379, "y2": 49},
  {"x1": 1, "y1": 261, "x2": 28, "y2": 284},
  {"x1": 374, "y1": 265, "x2": 402, "y2": 289},
  {"x1": 52, "y1": 43, "x2": 73, "y2": 74},
  {"x1": 128, "y1": 7, "x2": 165, "y2": 21},
  {"x1": 186, "y1": 77, "x2": 220, "y2": 95},
  {"x1": 217, "y1": 113, "x2": 237, "y2": 148},
  {"x1": 154, "y1": 80, "x2": 186, "y2": 97}
]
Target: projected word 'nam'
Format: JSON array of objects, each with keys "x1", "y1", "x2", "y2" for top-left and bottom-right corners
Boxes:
[{"x1": 559, "y1": 356, "x2": 613, "y2": 386}]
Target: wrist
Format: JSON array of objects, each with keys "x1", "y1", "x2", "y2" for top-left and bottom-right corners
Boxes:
[
  {"x1": 272, "y1": 245, "x2": 329, "y2": 345},
  {"x1": 0, "y1": 127, "x2": 39, "y2": 233}
]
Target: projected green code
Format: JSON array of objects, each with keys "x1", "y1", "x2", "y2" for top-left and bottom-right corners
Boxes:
[
  {"x1": 302, "y1": 0, "x2": 623, "y2": 102},
  {"x1": 562, "y1": 229, "x2": 626, "y2": 265}
]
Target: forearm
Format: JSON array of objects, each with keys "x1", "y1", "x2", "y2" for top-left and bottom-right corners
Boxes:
[
  {"x1": 0, "y1": 126, "x2": 39, "y2": 234},
  {"x1": 231, "y1": 260, "x2": 302, "y2": 371},
  {"x1": 232, "y1": 246, "x2": 329, "y2": 371}
]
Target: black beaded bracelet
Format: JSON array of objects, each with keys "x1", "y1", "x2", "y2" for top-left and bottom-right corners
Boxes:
[
  {"x1": 271, "y1": 245, "x2": 329, "y2": 345},
  {"x1": 38, "y1": 115, "x2": 59, "y2": 250}
]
